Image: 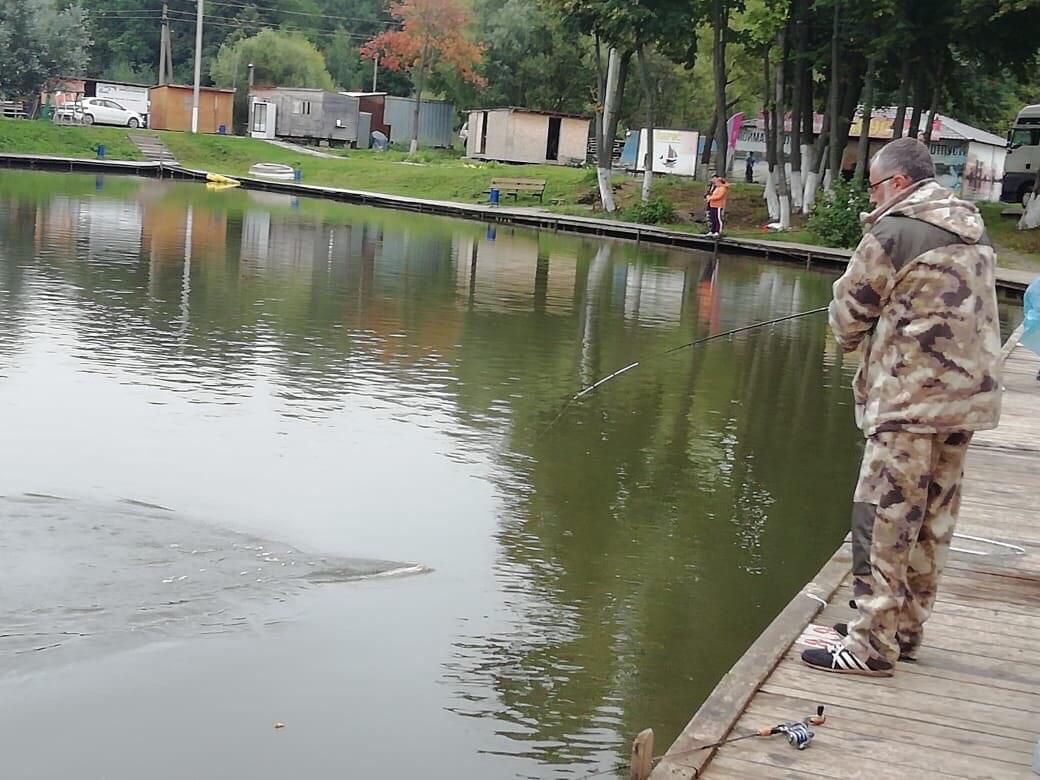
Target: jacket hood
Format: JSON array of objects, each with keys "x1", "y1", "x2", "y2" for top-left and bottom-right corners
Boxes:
[{"x1": 863, "y1": 179, "x2": 985, "y2": 244}]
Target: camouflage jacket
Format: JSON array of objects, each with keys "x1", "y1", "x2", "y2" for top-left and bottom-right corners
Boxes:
[{"x1": 829, "y1": 179, "x2": 1003, "y2": 436}]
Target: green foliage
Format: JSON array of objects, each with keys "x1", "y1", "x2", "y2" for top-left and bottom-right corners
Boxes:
[
  {"x1": 623, "y1": 197, "x2": 676, "y2": 225},
  {"x1": 807, "y1": 179, "x2": 871, "y2": 249},
  {"x1": 465, "y1": 0, "x2": 595, "y2": 115},
  {"x1": 0, "y1": 0, "x2": 90, "y2": 99},
  {"x1": 211, "y1": 29, "x2": 334, "y2": 92}
]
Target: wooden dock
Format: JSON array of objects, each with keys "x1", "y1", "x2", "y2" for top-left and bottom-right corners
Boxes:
[{"x1": 651, "y1": 333, "x2": 1040, "y2": 779}]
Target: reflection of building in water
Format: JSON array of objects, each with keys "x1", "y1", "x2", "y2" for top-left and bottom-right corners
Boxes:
[
  {"x1": 35, "y1": 196, "x2": 144, "y2": 262},
  {"x1": 241, "y1": 209, "x2": 272, "y2": 263},
  {"x1": 454, "y1": 231, "x2": 577, "y2": 315},
  {"x1": 621, "y1": 263, "x2": 686, "y2": 327},
  {"x1": 143, "y1": 201, "x2": 228, "y2": 297},
  {"x1": 240, "y1": 211, "x2": 362, "y2": 276}
]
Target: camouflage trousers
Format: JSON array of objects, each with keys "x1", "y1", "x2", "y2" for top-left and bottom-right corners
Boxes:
[{"x1": 845, "y1": 430, "x2": 973, "y2": 665}]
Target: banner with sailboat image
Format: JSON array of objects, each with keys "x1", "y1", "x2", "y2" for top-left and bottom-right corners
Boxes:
[{"x1": 632, "y1": 128, "x2": 700, "y2": 177}]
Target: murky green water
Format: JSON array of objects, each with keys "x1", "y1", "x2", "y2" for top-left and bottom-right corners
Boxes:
[{"x1": 0, "y1": 171, "x2": 1020, "y2": 778}]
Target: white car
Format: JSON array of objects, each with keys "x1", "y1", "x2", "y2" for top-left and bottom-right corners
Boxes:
[{"x1": 80, "y1": 97, "x2": 145, "y2": 128}]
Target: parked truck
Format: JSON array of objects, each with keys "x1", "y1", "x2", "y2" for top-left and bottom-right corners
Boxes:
[{"x1": 1002, "y1": 104, "x2": 1040, "y2": 205}]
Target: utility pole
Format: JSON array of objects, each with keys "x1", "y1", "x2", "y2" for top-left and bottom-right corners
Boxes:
[
  {"x1": 191, "y1": 0, "x2": 204, "y2": 133},
  {"x1": 158, "y1": 3, "x2": 167, "y2": 85},
  {"x1": 158, "y1": 2, "x2": 173, "y2": 84},
  {"x1": 372, "y1": 54, "x2": 379, "y2": 92},
  {"x1": 247, "y1": 63, "x2": 255, "y2": 133}
]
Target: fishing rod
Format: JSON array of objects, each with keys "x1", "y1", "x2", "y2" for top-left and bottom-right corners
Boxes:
[{"x1": 543, "y1": 305, "x2": 830, "y2": 433}]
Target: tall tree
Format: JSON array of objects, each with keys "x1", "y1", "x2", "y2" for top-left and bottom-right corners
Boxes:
[
  {"x1": 546, "y1": 0, "x2": 639, "y2": 212},
  {"x1": 0, "y1": 0, "x2": 89, "y2": 101},
  {"x1": 710, "y1": 0, "x2": 731, "y2": 176},
  {"x1": 824, "y1": 0, "x2": 842, "y2": 190},
  {"x1": 629, "y1": 0, "x2": 703, "y2": 203},
  {"x1": 361, "y1": 0, "x2": 485, "y2": 155},
  {"x1": 788, "y1": 0, "x2": 807, "y2": 210},
  {"x1": 210, "y1": 29, "x2": 336, "y2": 129},
  {"x1": 473, "y1": 0, "x2": 594, "y2": 115}
]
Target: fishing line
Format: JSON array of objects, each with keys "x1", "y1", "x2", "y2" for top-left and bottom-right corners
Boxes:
[
  {"x1": 577, "y1": 706, "x2": 826, "y2": 779},
  {"x1": 542, "y1": 305, "x2": 830, "y2": 434}
]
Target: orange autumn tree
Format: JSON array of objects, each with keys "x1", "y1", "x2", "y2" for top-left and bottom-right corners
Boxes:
[{"x1": 361, "y1": 0, "x2": 485, "y2": 155}]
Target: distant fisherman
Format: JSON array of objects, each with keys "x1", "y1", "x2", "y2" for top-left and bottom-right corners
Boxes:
[
  {"x1": 705, "y1": 174, "x2": 729, "y2": 238},
  {"x1": 802, "y1": 137, "x2": 1003, "y2": 676}
]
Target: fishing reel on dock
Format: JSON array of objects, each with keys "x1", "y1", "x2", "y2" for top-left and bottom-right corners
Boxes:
[{"x1": 754, "y1": 705, "x2": 826, "y2": 750}]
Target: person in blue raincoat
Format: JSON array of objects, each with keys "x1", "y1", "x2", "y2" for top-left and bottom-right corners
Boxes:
[{"x1": 1022, "y1": 277, "x2": 1040, "y2": 380}]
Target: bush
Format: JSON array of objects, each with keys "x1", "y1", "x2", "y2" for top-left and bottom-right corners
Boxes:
[
  {"x1": 623, "y1": 196, "x2": 676, "y2": 225},
  {"x1": 807, "y1": 178, "x2": 871, "y2": 248}
]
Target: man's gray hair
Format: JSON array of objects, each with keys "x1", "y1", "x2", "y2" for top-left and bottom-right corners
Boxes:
[{"x1": 871, "y1": 137, "x2": 935, "y2": 183}]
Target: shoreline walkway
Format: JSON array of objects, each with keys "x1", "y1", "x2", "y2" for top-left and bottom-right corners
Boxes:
[
  {"x1": 0, "y1": 152, "x2": 1035, "y2": 296},
  {"x1": 651, "y1": 333, "x2": 1040, "y2": 780}
]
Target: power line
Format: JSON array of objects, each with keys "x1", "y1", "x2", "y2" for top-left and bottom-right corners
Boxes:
[
  {"x1": 91, "y1": 11, "x2": 162, "y2": 18},
  {"x1": 202, "y1": 0, "x2": 396, "y2": 26},
  {"x1": 165, "y1": 9, "x2": 379, "y2": 40}
]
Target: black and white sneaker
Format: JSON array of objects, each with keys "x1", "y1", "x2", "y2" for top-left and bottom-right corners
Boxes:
[
  {"x1": 833, "y1": 623, "x2": 917, "y2": 662},
  {"x1": 801, "y1": 642, "x2": 893, "y2": 677}
]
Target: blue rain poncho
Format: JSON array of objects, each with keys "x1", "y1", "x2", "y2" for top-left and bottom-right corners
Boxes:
[{"x1": 1023, "y1": 277, "x2": 1040, "y2": 356}]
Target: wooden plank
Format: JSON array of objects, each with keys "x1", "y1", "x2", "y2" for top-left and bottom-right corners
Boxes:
[
  {"x1": 648, "y1": 548, "x2": 852, "y2": 779},
  {"x1": 710, "y1": 726, "x2": 973, "y2": 780},
  {"x1": 759, "y1": 680, "x2": 1038, "y2": 744},
  {"x1": 735, "y1": 703, "x2": 1030, "y2": 779},
  {"x1": 742, "y1": 691, "x2": 1034, "y2": 765},
  {"x1": 703, "y1": 755, "x2": 834, "y2": 779},
  {"x1": 764, "y1": 665, "x2": 1039, "y2": 738},
  {"x1": 770, "y1": 656, "x2": 1040, "y2": 713}
]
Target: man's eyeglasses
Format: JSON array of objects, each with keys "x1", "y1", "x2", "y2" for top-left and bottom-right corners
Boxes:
[{"x1": 868, "y1": 175, "x2": 896, "y2": 191}]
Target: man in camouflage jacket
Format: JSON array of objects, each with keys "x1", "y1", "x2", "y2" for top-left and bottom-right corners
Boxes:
[{"x1": 802, "y1": 138, "x2": 1003, "y2": 677}]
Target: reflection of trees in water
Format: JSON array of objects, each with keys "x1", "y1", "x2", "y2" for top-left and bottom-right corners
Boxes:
[
  {"x1": 0, "y1": 201, "x2": 36, "y2": 367},
  {"x1": 444, "y1": 252, "x2": 860, "y2": 766},
  {"x1": 3, "y1": 189, "x2": 474, "y2": 417}
]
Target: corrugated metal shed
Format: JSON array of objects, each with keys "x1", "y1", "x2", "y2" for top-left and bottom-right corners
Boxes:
[{"x1": 384, "y1": 96, "x2": 455, "y2": 148}]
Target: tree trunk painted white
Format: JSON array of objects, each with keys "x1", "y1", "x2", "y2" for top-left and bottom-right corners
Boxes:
[
  {"x1": 823, "y1": 167, "x2": 834, "y2": 191},
  {"x1": 779, "y1": 193, "x2": 792, "y2": 231},
  {"x1": 773, "y1": 27, "x2": 790, "y2": 231},
  {"x1": 636, "y1": 44, "x2": 654, "y2": 204},
  {"x1": 598, "y1": 48, "x2": 620, "y2": 213},
  {"x1": 597, "y1": 168, "x2": 616, "y2": 214},
  {"x1": 790, "y1": 169, "x2": 803, "y2": 210},
  {"x1": 794, "y1": 144, "x2": 809, "y2": 210},
  {"x1": 641, "y1": 164, "x2": 653, "y2": 204},
  {"x1": 764, "y1": 168, "x2": 780, "y2": 220},
  {"x1": 803, "y1": 169, "x2": 820, "y2": 213}
]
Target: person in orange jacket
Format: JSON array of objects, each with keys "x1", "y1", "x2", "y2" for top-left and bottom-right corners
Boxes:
[{"x1": 705, "y1": 174, "x2": 729, "y2": 237}]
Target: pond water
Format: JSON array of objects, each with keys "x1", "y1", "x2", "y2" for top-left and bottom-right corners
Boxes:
[{"x1": 0, "y1": 171, "x2": 1021, "y2": 779}]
